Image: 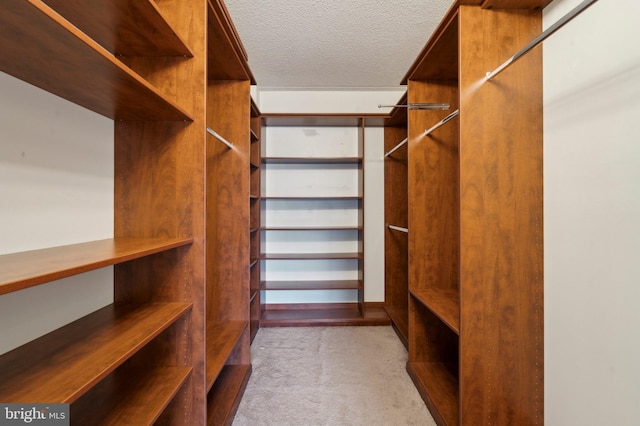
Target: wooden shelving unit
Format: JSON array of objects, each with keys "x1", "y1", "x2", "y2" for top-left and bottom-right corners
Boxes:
[
  {"x1": 384, "y1": 93, "x2": 409, "y2": 348},
  {"x1": 401, "y1": 2, "x2": 545, "y2": 424},
  {"x1": 259, "y1": 115, "x2": 389, "y2": 327},
  {"x1": 0, "y1": 0, "x2": 207, "y2": 423},
  {"x1": 250, "y1": 99, "x2": 262, "y2": 343},
  {"x1": 1, "y1": 0, "x2": 256, "y2": 424}
]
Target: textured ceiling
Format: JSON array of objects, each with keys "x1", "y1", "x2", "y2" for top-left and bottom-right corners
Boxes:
[{"x1": 224, "y1": 0, "x2": 455, "y2": 88}]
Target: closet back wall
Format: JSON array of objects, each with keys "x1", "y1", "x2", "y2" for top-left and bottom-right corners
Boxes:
[
  {"x1": 0, "y1": 72, "x2": 113, "y2": 354},
  {"x1": 257, "y1": 89, "x2": 400, "y2": 304}
]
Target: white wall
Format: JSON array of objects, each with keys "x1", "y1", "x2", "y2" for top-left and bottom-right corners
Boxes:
[
  {"x1": 363, "y1": 125, "x2": 385, "y2": 302},
  {"x1": 0, "y1": 72, "x2": 114, "y2": 354},
  {"x1": 544, "y1": 0, "x2": 640, "y2": 424}
]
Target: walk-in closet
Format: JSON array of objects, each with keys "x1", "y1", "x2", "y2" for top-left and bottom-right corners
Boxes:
[{"x1": 1, "y1": 0, "x2": 638, "y2": 425}]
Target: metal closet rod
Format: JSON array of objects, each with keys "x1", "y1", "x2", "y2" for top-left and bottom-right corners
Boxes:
[
  {"x1": 385, "y1": 137, "x2": 408, "y2": 158},
  {"x1": 378, "y1": 103, "x2": 450, "y2": 110},
  {"x1": 206, "y1": 127, "x2": 233, "y2": 149},
  {"x1": 425, "y1": 109, "x2": 460, "y2": 136},
  {"x1": 387, "y1": 224, "x2": 409, "y2": 233},
  {"x1": 486, "y1": 0, "x2": 599, "y2": 80}
]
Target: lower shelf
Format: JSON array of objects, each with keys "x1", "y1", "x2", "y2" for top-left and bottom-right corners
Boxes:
[
  {"x1": 385, "y1": 305, "x2": 408, "y2": 348},
  {"x1": 260, "y1": 303, "x2": 390, "y2": 327},
  {"x1": 406, "y1": 361, "x2": 459, "y2": 426},
  {"x1": 207, "y1": 364, "x2": 252, "y2": 426},
  {"x1": 0, "y1": 302, "x2": 191, "y2": 403},
  {"x1": 71, "y1": 365, "x2": 191, "y2": 425},
  {"x1": 206, "y1": 321, "x2": 248, "y2": 390}
]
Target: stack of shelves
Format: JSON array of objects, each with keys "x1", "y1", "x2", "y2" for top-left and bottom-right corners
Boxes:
[
  {"x1": 401, "y1": 2, "x2": 545, "y2": 425},
  {"x1": 383, "y1": 93, "x2": 409, "y2": 348},
  {"x1": 249, "y1": 99, "x2": 262, "y2": 342},
  {"x1": 0, "y1": 0, "x2": 205, "y2": 423},
  {"x1": 259, "y1": 115, "x2": 388, "y2": 326}
]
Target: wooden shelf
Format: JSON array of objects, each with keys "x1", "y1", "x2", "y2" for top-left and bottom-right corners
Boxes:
[
  {"x1": 249, "y1": 194, "x2": 259, "y2": 200},
  {"x1": 0, "y1": 303, "x2": 191, "y2": 403},
  {"x1": 0, "y1": 237, "x2": 193, "y2": 296},
  {"x1": 261, "y1": 305, "x2": 390, "y2": 327},
  {"x1": 71, "y1": 366, "x2": 191, "y2": 425},
  {"x1": 407, "y1": 361, "x2": 459, "y2": 426},
  {"x1": 410, "y1": 288, "x2": 460, "y2": 334},
  {"x1": 261, "y1": 252, "x2": 363, "y2": 260},
  {"x1": 262, "y1": 226, "x2": 362, "y2": 231},
  {"x1": 206, "y1": 321, "x2": 248, "y2": 390},
  {"x1": 402, "y1": 8, "x2": 459, "y2": 83},
  {"x1": 262, "y1": 114, "x2": 375, "y2": 127},
  {"x1": 262, "y1": 157, "x2": 362, "y2": 164},
  {"x1": 249, "y1": 258, "x2": 259, "y2": 268},
  {"x1": 207, "y1": 364, "x2": 252, "y2": 426},
  {"x1": 385, "y1": 306, "x2": 409, "y2": 347},
  {"x1": 262, "y1": 196, "x2": 362, "y2": 201},
  {"x1": 250, "y1": 128, "x2": 259, "y2": 141},
  {"x1": 207, "y1": 0, "x2": 254, "y2": 82},
  {"x1": 249, "y1": 227, "x2": 260, "y2": 233},
  {"x1": 262, "y1": 280, "x2": 363, "y2": 291},
  {"x1": 1, "y1": 0, "x2": 193, "y2": 121},
  {"x1": 40, "y1": 0, "x2": 193, "y2": 56},
  {"x1": 250, "y1": 160, "x2": 260, "y2": 169}
]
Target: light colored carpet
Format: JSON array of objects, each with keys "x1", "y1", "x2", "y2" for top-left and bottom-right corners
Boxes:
[{"x1": 232, "y1": 326, "x2": 436, "y2": 426}]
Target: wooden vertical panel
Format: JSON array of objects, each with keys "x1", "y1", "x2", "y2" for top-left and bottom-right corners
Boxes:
[
  {"x1": 458, "y1": 6, "x2": 543, "y2": 425},
  {"x1": 206, "y1": 80, "x2": 250, "y2": 323},
  {"x1": 384, "y1": 120, "x2": 409, "y2": 342},
  {"x1": 114, "y1": 0, "x2": 207, "y2": 423},
  {"x1": 407, "y1": 80, "x2": 460, "y2": 297},
  {"x1": 206, "y1": 80, "x2": 251, "y2": 367}
]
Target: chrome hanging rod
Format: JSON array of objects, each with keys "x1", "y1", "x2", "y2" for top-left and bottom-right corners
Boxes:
[
  {"x1": 387, "y1": 224, "x2": 409, "y2": 233},
  {"x1": 378, "y1": 103, "x2": 450, "y2": 110},
  {"x1": 385, "y1": 137, "x2": 408, "y2": 158},
  {"x1": 486, "y1": 0, "x2": 599, "y2": 80},
  {"x1": 206, "y1": 127, "x2": 234, "y2": 149},
  {"x1": 425, "y1": 109, "x2": 459, "y2": 136}
]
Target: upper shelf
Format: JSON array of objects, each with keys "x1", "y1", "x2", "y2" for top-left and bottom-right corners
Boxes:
[
  {"x1": 0, "y1": 237, "x2": 193, "y2": 296},
  {"x1": 207, "y1": 0, "x2": 255, "y2": 83},
  {"x1": 1, "y1": 0, "x2": 193, "y2": 121},
  {"x1": 40, "y1": 0, "x2": 193, "y2": 56},
  {"x1": 402, "y1": 0, "x2": 553, "y2": 83},
  {"x1": 402, "y1": 8, "x2": 459, "y2": 83}
]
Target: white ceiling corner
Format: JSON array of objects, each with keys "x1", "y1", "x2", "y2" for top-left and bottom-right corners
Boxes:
[{"x1": 224, "y1": 0, "x2": 455, "y2": 89}]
